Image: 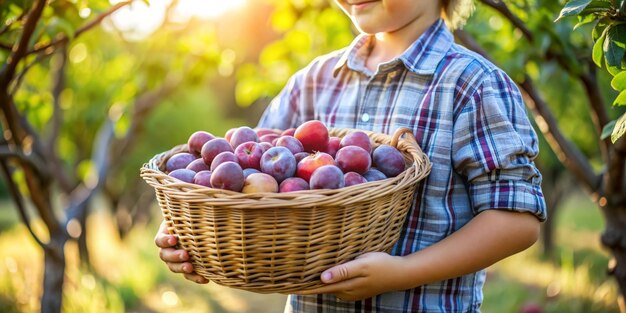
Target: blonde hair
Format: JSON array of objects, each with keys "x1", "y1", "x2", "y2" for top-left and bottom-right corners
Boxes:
[{"x1": 442, "y1": 0, "x2": 475, "y2": 30}]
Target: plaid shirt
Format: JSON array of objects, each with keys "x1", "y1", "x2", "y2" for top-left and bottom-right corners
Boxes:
[{"x1": 257, "y1": 19, "x2": 546, "y2": 313}]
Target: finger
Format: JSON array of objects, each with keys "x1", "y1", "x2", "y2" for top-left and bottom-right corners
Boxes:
[
  {"x1": 154, "y1": 232, "x2": 177, "y2": 248},
  {"x1": 184, "y1": 273, "x2": 209, "y2": 284},
  {"x1": 159, "y1": 248, "x2": 189, "y2": 263},
  {"x1": 166, "y1": 261, "x2": 194, "y2": 274},
  {"x1": 154, "y1": 220, "x2": 175, "y2": 247},
  {"x1": 320, "y1": 260, "x2": 365, "y2": 284}
]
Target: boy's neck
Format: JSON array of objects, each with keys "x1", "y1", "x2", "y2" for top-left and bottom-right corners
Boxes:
[{"x1": 365, "y1": 15, "x2": 440, "y2": 72}]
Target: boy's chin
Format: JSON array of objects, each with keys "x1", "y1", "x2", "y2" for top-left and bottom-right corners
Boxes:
[
  {"x1": 349, "y1": 15, "x2": 383, "y2": 34},
  {"x1": 352, "y1": 21, "x2": 381, "y2": 35}
]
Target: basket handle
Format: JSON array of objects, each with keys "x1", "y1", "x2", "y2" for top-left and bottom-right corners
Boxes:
[{"x1": 391, "y1": 127, "x2": 417, "y2": 148}]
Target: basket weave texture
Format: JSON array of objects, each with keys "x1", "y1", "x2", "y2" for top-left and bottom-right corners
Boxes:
[{"x1": 141, "y1": 127, "x2": 431, "y2": 294}]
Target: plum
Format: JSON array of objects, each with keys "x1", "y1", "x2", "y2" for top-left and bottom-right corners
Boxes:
[
  {"x1": 372, "y1": 145, "x2": 405, "y2": 177},
  {"x1": 309, "y1": 165, "x2": 345, "y2": 189}
]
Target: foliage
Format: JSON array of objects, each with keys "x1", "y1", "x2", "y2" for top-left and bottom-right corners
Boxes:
[
  {"x1": 466, "y1": 1, "x2": 608, "y2": 160},
  {"x1": 0, "y1": 1, "x2": 249, "y2": 311},
  {"x1": 235, "y1": 0, "x2": 354, "y2": 106},
  {"x1": 557, "y1": 0, "x2": 626, "y2": 142}
]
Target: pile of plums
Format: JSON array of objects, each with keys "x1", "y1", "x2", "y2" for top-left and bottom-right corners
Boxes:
[{"x1": 165, "y1": 120, "x2": 406, "y2": 193}]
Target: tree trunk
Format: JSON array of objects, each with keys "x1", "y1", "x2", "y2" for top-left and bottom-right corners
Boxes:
[
  {"x1": 77, "y1": 203, "x2": 90, "y2": 265},
  {"x1": 535, "y1": 164, "x2": 568, "y2": 257},
  {"x1": 600, "y1": 202, "x2": 626, "y2": 304},
  {"x1": 40, "y1": 235, "x2": 67, "y2": 313},
  {"x1": 541, "y1": 202, "x2": 559, "y2": 257}
]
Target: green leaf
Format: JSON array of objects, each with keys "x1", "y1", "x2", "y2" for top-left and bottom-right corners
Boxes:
[
  {"x1": 574, "y1": 14, "x2": 596, "y2": 30},
  {"x1": 613, "y1": 89, "x2": 626, "y2": 105},
  {"x1": 600, "y1": 121, "x2": 617, "y2": 140},
  {"x1": 593, "y1": 30, "x2": 606, "y2": 67},
  {"x1": 556, "y1": 0, "x2": 593, "y2": 22},
  {"x1": 607, "y1": 62, "x2": 623, "y2": 75},
  {"x1": 581, "y1": 0, "x2": 613, "y2": 14},
  {"x1": 604, "y1": 24, "x2": 626, "y2": 68},
  {"x1": 601, "y1": 120, "x2": 616, "y2": 140},
  {"x1": 611, "y1": 112, "x2": 626, "y2": 142},
  {"x1": 611, "y1": 71, "x2": 626, "y2": 90},
  {"x1": 593, "y1": 17, "x2": 611, "y2": 40}
]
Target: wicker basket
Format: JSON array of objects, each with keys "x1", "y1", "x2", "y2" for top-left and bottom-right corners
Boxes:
[{"x1": 140, "y1": 127, "x2": 431, "y2": 293}]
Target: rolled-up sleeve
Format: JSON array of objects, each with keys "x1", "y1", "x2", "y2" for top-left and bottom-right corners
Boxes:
[
  {"x1": 452, "y1": 68, "x2": 546, "y2": 221},
  {"x1": 256, "y1": 70, "x2": 303, "y2": 130}
]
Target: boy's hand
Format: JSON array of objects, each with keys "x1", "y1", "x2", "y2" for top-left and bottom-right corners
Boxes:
[
  {"x1": 295, "y1": 252, "x2": 409, "y2": 301},
  {"x1": 154, "y1": 220, "x2": 209, "y2": 284}
]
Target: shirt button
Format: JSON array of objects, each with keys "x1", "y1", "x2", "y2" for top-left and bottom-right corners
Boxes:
[{"x1": 361, "y1": 113, "x2": 370, "y2": 122}]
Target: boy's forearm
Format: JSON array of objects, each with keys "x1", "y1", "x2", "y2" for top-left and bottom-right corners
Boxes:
[
  {"x1": 396, "y1": 210, "x2": 540, "y2": 290},
  {"x1": 295, "y1": 210, "x2": 540, "y2": 300}
]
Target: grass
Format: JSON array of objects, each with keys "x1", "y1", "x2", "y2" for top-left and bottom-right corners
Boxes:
[
  {"x1": 0, "y1": 199, "x2": 286, "y2": 313},
  {"x1": 482, "y1": 192, "x2": 620, "y2": 313},
  {"x1": 0, "y1": 193, "x2": 622, "y2": 312}
]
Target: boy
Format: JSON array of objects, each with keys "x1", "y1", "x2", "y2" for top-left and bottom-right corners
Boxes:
[{"x1": 154, "y1": 0, "x2": 546, "y2": 311}]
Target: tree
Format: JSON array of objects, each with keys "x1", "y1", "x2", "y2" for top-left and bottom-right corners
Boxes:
[
  {"x1": 0, "y1": 2, "x2": 133, "y2": 312},
  {"x1": 1, "y1": 0, "x2": 280, "y2": 310},
  {"x1": 552, "y1": 0, "x2": 626, "y2": 302}
]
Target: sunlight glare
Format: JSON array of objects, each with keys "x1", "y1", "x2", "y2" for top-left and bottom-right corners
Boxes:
[
  {"x1": 107, "y1": 1, "x2": 167, "y2": 41},
  {"x1": 107, "y1": 0, "x2": 247, "y2": 40},
  {"x1": 161, "y1": 290, "x2": 179, "y2": 306},
  {"x1": 175, "y1": 0, "x2": 247, "y2": 19}
]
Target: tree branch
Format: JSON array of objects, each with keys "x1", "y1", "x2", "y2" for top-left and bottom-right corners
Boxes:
[
  {"x1": 607, "y1": 133, "x2": 626, "y2": 197},
  {"x1": 0, "y1": 1, "x2": 47, "y2": 167},
  {"x1": 65, "y1": 118, "x2": 115, "y2": 224},
  {"x1": 474, "y1": 0, "x2": 611, "y2": 193},
  {"x1": 479, "y1": 0, "x2": 610, "y2": 152},
  {"x1": 0, "y1": 161, "x2": 48, "y2": 248},
  {"x1": 28, "y1": 1, "x2": 132, "y2": 55},
  {"x1": 0, "y1": 145, "x2": 48, "y2": 174},
  {"x1": 0, "y1": 10, "x2": 27, "y2": 37},
  {"x1": 455, "y1": 29, "x2": 602, "y2": 193},
  {"x1": 520, "y1": 77, "x2": 602, "y2": 193},
  {"x1": 454, "y1": 30, "x2": 494, "y2": 63},
  {"x1": 9, "y1": 50, "x2": 54, "y2": 97},
  {"x1": 0, "y1": 93, "x2": 59, "y2": 236},
  {"x1": 0, "y1": 42, "x2": 13, "y2": 50},
  {"x1": 579, "y1": 64, "x2": 611, "y2": 160},
  {"x1": 0, "y1": 0, "x2": 47, "y2": 88},
  {"x1": 44, "y1": 44, "x2": 75, "y2": 193},
  {"x1": 49, "y1": 46, "x2": 66, "y2": 149},
  {"x1": 478, "y1": 0, "x2": 533, "y2": 42}
]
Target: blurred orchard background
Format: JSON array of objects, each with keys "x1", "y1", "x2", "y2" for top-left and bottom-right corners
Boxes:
[{"x1": 1, "y1": 0, "x2": 626, "y2": 312}]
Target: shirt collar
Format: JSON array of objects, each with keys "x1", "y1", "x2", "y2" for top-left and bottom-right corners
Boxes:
[{"x1": 333, "y1": 19, "x2": 452, "y2": 77}]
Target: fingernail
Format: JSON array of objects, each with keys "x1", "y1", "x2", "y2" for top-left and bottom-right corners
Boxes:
[
  {"x1": 185, "y1": 264, "x2": 193, "y2": 273},
  {"x1": 179, "y1": 252, "x2": 186, "y2": 261},
  {"x1": 168, "y1": 236, "x2": 176, "y2": 245},
  {"x1": 321, "y1": 271, "x2": 332, "y2": 282}
]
